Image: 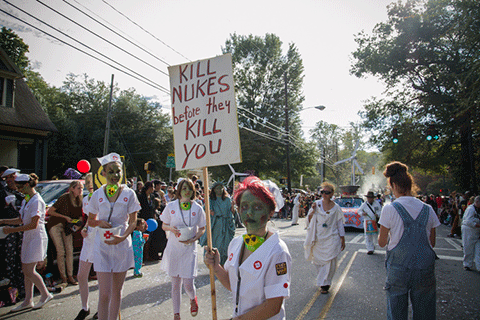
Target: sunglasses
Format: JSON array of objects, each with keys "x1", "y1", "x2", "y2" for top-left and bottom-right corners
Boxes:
[{"x1": 320, "y1": 190, "x2": 333, "y2": 195}]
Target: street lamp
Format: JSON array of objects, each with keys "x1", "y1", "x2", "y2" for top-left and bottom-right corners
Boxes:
[{"x1": 284, "y1": 102, "x2": 326, "y2": 193}]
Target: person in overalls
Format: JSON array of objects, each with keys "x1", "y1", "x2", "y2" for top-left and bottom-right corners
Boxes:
[{"x1": 378, "y1": 161, "x2": 440, "y2": 320}]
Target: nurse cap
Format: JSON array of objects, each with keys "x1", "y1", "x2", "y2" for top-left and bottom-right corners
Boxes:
[
  {"x1": 15, "y1": 174, "x2": 30, "y2": 182},
  {"x1": 98, "y1": 153, "x2": 122, "y2": 167},
  {"x1": 2, "y1": 168, "x2": 20, "y2": 178}
]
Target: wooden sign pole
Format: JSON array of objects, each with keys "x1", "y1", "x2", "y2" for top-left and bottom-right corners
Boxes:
[{"x1": 203, "y1": 167, "x2": 217, "y2": 320}]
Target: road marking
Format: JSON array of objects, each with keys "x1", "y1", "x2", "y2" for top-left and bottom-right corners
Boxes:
[
  {"x1": 357, "y1": 249, "x2": 463, "y2": 261},
  {"x1": 349, "y1": 234, "x2": 363, "y2": 244},
  {"x1": 318, "y1": 251, "x2": 358, "y2": 319},
  {"x1": 444, "y1": 238, "x2": 462, "y2": 250},
  {"x1": 295, "y1": 251, "x2": 349, "y2": 320}
]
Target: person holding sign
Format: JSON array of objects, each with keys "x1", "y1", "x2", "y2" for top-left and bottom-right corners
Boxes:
[
  {"x1": 357, "y1": 191, "x2": 382, "y2": 255},
  {"x1": 160, "y1": 178, "x2": 206, "y2": 320},
  {"x1": 204, "y1": 176, "x2": 292, "y2": 320},
  {"x1": 304, "y1": 182, "x2": 345, "y2": 294},
  {"x1": 87, "y1": 153, "x2": 141, "y2": 320}
]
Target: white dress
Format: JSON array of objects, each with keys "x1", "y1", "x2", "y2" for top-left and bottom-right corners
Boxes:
[
  {"x1": 224, "y1": 233, "x2": 291, "y2": 320},
  {"x1": 79, "y1": 194, "x2": 96, "y2": 263},
  {"x1": 160, "y1": 200, "x2": 206, "y2": 278},
  {"x1": 19, "y1": 193, "x2": 48, "y2": 264},
  {"x1": 88, "y1": 185, "x2": 141, "y2": 272}
]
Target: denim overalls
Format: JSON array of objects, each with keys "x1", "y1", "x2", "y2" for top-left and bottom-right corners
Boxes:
[{"x1": 385, "y1": 202, "x2": 436, "y2": 320}]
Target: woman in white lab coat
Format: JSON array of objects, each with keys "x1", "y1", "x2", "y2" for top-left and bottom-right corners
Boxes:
[
  {"x1": 304, "y1": 182, "x2": 345, "y2": 294},
  {"x1": 205, "y1": 176, "x2": 292, "y2": 320},
  {"x1": 161, "y1": 178, "x2": 206, "y2": 320},
  {"x1": 1, "y1": 173, "x2": 53, "y2": 311},
  {"x1": 87, "y1": 153, "x2": 141, "y2": 320}
]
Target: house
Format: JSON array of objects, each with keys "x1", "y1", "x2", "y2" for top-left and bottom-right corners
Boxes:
[{"x1": 0, "y1": 47, "x2": 57, "y2": 180}]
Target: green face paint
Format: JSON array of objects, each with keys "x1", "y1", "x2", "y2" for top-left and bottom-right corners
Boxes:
[
  {"x1": 238, "y1": 190, "x2": 270, "y2": 235},
  {"x1": 180, "y1": 183, "x2": 193, "y2": 200},
  {"x1": 214, "y1": 185, "x2": 223, "y2": 196},
  {"x1": 105, "y1": 162, "x2": 122, "y2": 185}
]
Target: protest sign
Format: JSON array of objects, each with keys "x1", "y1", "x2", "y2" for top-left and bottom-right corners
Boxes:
[{"x1": 168, "y1": 53, "x2": 241, "y2": 171}]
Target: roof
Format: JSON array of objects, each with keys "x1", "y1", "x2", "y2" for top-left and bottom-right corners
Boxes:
[{"x1": 0, "y1": 78, "x2": 57, "y2": 134}]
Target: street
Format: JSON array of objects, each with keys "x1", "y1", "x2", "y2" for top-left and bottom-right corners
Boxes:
[{"x1": 0, "y1": 217, "x2": 478, "y2": 320}]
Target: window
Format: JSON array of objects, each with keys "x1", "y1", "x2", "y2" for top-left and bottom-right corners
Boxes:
[{"x1": 0, "y1": 77, "x2": 14, "y2": 108}]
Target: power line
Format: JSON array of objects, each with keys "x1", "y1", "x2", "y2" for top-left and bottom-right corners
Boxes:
[
  {"x1": 36, "y1": 0, "x2": 170, "y2": 78},
  {"x1": 5, "y1": 0, "x2": 168, "y2": 93},
  {"x1": 100, "y1": 0, "x2": 190, "y2": 62},
  {"x1": 0, "y1": 7, "x2": 170, "y2": 94}
]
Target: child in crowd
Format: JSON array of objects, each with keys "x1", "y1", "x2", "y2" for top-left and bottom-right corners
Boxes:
[{"x1": 132, "y1": 218, "x2": 147, "y2": 277}]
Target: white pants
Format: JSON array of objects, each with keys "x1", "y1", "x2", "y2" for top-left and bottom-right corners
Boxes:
[
  {"x1": 364, "y1": 232, "x2": 376, "y2": 252},
  {"x1": 462, "y1": 226, "x2": 480, "y2": 270},
  {"x1": 314, "y1": 257, "x2": 337, "y2": 287}
]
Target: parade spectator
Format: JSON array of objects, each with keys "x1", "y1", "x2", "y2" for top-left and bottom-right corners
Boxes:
[
  {"x1": 304, "y1": 182, "x2": 345, "y2": 294},
  {"x1": 132, "y1": 218, "x2": 147, "y2": 277},
  {"x1": 46, "y1": 180, "x2": 84, "y2": 285},
  {"x1": 204, "y1": 176, "x2": 292, "y2": 319},
  {"x1": 358, "y1": 191, "x2": 382, "y2": 254},
  {"x1": 461, "y1": 196, "x2": 480, "y2": 271},
  {"x1": 87, "y1": 153, "x2": 141, "y2": 320},
  {"x1": 447, "y1": 192, "x2": 461, "y2": 237},
  {"x1": 161, "y1": 178, "x2": 206, "y2": 320},
  {"x1": 165, "y1": 186, "x2": 175, "y2": 203},
  {"x1": 149, "y1": 181, "x2": 168, "y2": 260},
  {"x1": 0, "y1": 165, "x2": 8, "y2": 190},
  {"x1": 0, "y1": 168, "x2": 24, "y2": 299},
  {"x1": 1, "y1": 173, "x2": 53, "y2": 311},
  {"x1": 75, "y1": 174, "x2": 97, "y2": 320},
  {"x1": 378, "y1": 161, "x2": 440, "y2": 320},
  {"x1": 199, "y1": 181, "x2": 235, "y2": 265}
]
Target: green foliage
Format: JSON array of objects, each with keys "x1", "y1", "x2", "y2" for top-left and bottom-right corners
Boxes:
[
  {"x1": 0, "y1": 27, "x2": 29, "y2": 71},
  {"x1": 351, "y1": 0, "x2": 480, "y2": 192},
  {"x1": 221, "y1": 33, "x2": 315, "y2": 184}
]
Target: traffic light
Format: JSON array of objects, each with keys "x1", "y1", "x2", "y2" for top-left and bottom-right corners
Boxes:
[
  {"x1": 426, "y1": 124, "x2": 439, "y2": 141},
  {"x1": 392, "y1": 128, "x2": 398, "y2": 144},
  {"x1": 144, "y1": 161, "x2": 155, "y2": 172}
]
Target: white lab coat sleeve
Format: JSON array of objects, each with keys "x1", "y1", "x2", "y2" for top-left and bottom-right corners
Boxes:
[
  {"x1": 264, "y1": 249, "x2": 292, "y2": 300},
  {"x1": 160, "y1": 202, "x2": 172, "y2": 224},
  {"x1": 126, "y1": 190, "x2": 141, "y2": 214},
  {"x1": 463, "y1": 206, "x2": 480, "y2": 228}
]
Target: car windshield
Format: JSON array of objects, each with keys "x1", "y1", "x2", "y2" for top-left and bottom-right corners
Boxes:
[
  {"x1": 335, "y1": 198, "x2": 363, "y2": 208},
  {"x1": 36, "y1": 183, "x2": 70, "y2": 205}
]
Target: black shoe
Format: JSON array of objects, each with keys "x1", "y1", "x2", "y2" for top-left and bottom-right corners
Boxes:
[
  {"x1": 464, "y1": 266, "x2": 472, "y2": 271},
  {"x1": 93, "y1": 311, "x2": 99, "y2": 319},
  {"x1": 367, "y1": 251, "x2": 374, "y2": 255},
  {"x1": 74, "y1": 309, "x2": 90, "y2": 320}
]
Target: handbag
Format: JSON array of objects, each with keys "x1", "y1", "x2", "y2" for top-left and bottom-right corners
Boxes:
[{"x1": 65, "y1": 219, "x2": 84, "y2": 236}]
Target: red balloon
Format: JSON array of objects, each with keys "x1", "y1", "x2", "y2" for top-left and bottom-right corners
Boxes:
[{"x1": 77, "y1": 160, "x2": 91, "y2": 173}]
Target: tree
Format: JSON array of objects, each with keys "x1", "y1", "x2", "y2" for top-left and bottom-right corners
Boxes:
[
  {"x1": 221, "y1": 33, "x2": 316, "y2": 185},
  {"x1": 351, "y1": 0, "x2": 479, "y2": 193},
  {"x1": 0, "y1": 27, "x2": 29, "y2": 71}
]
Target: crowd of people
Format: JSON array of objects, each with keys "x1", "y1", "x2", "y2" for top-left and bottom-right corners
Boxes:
[{"x1": 0, "y1": 158, "x2": 478, "y2": 319}]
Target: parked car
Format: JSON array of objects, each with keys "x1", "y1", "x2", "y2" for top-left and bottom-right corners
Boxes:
[
  {"x1": 35, "y1": 180, "x2": 87, "y2": 257},
  {"x1": 334, "y1": 196, "x2": 364, "y2": 229}
]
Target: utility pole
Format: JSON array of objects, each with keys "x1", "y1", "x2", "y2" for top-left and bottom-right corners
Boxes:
[
  {"x1": 103, "y1": 74, "x2": 114, "y2": 155},
  {"x1": 284, "y1": 73, "x2": 292, "y2": 194}
]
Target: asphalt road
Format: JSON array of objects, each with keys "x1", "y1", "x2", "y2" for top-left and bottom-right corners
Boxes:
[{"x1": 1, "y1": 217, "x2": 478, "y2": 320}]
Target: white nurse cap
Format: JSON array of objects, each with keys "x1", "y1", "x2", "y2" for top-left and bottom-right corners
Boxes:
[
  {"x1": 2, "y1": 168, "x2": 20, "y2": 178},
  {"x1": 98, "y1": 153, "x2": 122, "y2": 167},
  {"x1": 15, "y1": 173, "x2": 30, "y2": 182}
]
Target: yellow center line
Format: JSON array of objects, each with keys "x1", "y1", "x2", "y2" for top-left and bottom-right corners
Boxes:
[
  {"x1": 318, "y1": 251, "x2": 358, "y2": 320},
  {"x1": 295, "y1": 251, "x2": 349, "y2": 320}
]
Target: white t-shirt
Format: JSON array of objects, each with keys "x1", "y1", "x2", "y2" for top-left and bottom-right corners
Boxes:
[{"x1": 379, "y1": 196, "x2": 440, "y2": 250}]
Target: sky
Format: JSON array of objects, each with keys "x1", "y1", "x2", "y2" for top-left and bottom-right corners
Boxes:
[{"x1": 0, "y1": 0, "x2": 393, "y2": 140}]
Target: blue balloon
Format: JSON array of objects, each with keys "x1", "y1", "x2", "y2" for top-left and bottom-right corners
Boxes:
[{"x1": 146, "y1": 218, "x2": 158, "y2": 232}]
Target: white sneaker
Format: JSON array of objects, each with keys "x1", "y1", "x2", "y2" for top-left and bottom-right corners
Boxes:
[
  {"x1": 10, "y1": 301, "x2": 34, "y2": 312},
  {"x1": 32, "y1": 294, "x2": 54, "y2": 309}
]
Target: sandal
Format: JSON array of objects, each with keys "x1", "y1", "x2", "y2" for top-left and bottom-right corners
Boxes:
[{"x1": 190, "y1": 296, "x2": 198, "y2": 316}]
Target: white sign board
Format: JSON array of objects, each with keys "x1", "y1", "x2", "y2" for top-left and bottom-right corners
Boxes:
[{"x1": 168, "y1": 54, "x2": 241, "y2": 170}]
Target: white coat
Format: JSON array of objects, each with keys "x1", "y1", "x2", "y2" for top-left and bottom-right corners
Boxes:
[
  {"x1": 80, "y1": 194, "x2": 96, "y2": 263},
  {"x1": 461, "y1": 204, "x2": 480, "y2": 269},
  {"x1": 88, "y1": 185, "x2": 141, "y2": 273},
  {"x1": 19, "y1": 193, "x2": 48, "y2": 264},
  {"x1": 357, "y1": 200, "x2": 382, "y2": 230},
  {"x1": 304, "y1": 200, "x2": 344, "y2": 265},
  {"x1": 224, "y1": 233, "x2": 291, "y2": 320},
  {"x1": 160, "y1": 200, "x2": 206, "y2": 278}
]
